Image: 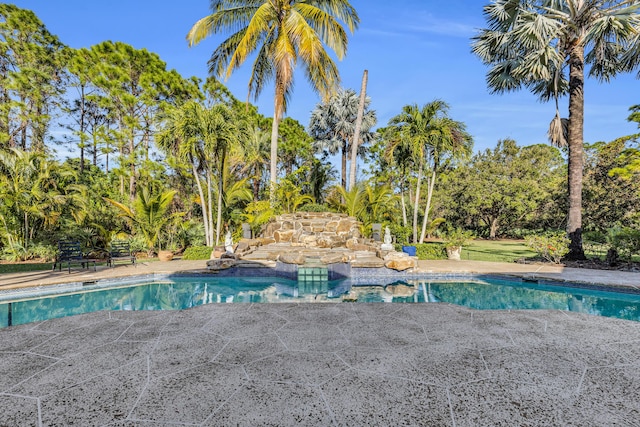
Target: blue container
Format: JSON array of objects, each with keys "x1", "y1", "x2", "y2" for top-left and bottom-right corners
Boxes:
[{"x1": 401, "y1": 246, "x2": 417, "y2": 256}]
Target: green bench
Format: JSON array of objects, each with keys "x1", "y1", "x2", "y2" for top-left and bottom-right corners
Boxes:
[
  {"x1": 53, "y1": 241, "x2": 99, "y2": 273},
  {"x1": 108, "y1": 241, "x2": 136, "y2": 268}
]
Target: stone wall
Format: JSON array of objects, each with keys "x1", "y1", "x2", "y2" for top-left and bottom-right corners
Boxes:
[{"x1": 261, "y1": 212, "x2": 361, "y2": 248}]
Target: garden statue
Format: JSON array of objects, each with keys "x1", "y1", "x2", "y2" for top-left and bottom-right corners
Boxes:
[
  {"x1": 381, "y1": 226, "x2": 394, "y2": 251},
  {"x1": 224, "y1": 230, "x2": 234, "y2": 253}
]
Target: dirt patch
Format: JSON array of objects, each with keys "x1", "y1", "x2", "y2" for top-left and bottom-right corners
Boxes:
[{"x1": 563, "y1": 259, "x2": 640, "y2": 272}]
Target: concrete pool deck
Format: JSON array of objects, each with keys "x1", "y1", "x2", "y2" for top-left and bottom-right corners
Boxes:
[
  {"x1": 1, "y1": 260, "x2": 640, "y2": 425},
  {"x1": 2, "y1": 258, "x2": 640, "y2": 290}
]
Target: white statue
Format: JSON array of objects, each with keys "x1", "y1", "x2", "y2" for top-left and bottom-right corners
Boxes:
[
  {"x1": 381, "y1": 226, "x2": 394, "y2": 251},
  {"x1": 224, "y1": 230, "x2": 234, "y2": 253},
  {"x1": 384, "y1": 227, "x2": 392, "y2": 245}
]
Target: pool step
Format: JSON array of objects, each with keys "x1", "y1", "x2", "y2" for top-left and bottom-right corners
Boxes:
[{"x1": 298, "y1": 265, "x2": 328, "y2": 282}]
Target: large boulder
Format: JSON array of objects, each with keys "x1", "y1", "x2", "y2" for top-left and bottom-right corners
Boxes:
[
  {"x1": 320, "y1": 252, "x2": 348, "y2": 264},
  {"x1": 278, "y1": 252, "x2": 306, "y2": 265},
  {"x1": 384, "y1": 251, "x2": 417, "y2": 271},
  {"x1": 206, "y1": 258, "x2": 236, "y2": 270}
]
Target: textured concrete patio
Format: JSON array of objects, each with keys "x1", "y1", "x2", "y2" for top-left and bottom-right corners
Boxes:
[
  {"x1": 1, "y1": 303, "x2": 640, "y2": 426},
  {"x1": 2, "y1": 259, "x2": 640, "y2": 425}
]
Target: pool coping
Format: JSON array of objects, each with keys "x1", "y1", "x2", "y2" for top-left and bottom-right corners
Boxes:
[{"x1": 2, "y1": 268, "x2": 640, "y2": 303}]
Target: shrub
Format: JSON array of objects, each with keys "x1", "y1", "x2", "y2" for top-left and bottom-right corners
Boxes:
[
  {"x1": 606, "y1": 227, "x2": 640, "y2": 260},
  {"x1": 1, "y1": 242, "x2": 57, "y2": 262},
  {"x1": 393, "y1": 243, "x2": 446, "y2": 260},
  {"x1": 30, "y1": 243, "x2": 58, "y2": 261},
  {"x1": 387, "y1": 223, "x2": 411, "y2": 245},
  {"x1": 442, "y1": 228, "x2": 474, "y2": 249},
  {"x1": 526, "y1": 233, "x2": 570, "y2": 264},
  {"x1": 128, "y1": 235, "x2": 148, "y2": 255},
  {"x1": 297, "y1": 203, "x2": 334, "y2": 213},
  {"x1": 182, "y1": 246, "x2": 214, "y2": 260}
]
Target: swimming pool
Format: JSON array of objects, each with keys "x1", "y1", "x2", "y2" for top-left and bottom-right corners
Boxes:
[{"x1": 1, "y1": 275, "x2": 639, "y2": 327}]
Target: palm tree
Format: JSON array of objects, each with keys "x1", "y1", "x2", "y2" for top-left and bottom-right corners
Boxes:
[
  {"x1": 240, "y1": 124, "x2": 270, "y2": 201},
  {"x1": 157, "y1": 102, "x2": 214, "y2": 246},
  {"x1": 472, "y1": 0, "x2": 640, "y2": 259},
  {"x1": 386, "y1": 101, "x2": 450, "y2": 243},
  {"x1": 309, "y1": 88, "x2": 376, "y2": 188},
  {"x1": 418, "y1": 116, "x2": 473, "y2": 243},
  {"x1": 157, "y1": 101, "x2": 244, "y2": 246},
  {"x1": 187, "y1": 0, "x2": 359, "y2": 198}
]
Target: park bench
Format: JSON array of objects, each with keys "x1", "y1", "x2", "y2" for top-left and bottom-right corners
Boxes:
[
  {"x1": 108, "y1": 241, "x2": 136, "y2": 268},
  {"x1": 53, "y1": 240, "x2": 98, "y2": 273}
]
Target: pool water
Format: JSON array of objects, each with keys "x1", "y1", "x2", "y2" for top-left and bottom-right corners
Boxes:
[{"x1": 1, "y1": 276, "x2": 640, "y2": 327}]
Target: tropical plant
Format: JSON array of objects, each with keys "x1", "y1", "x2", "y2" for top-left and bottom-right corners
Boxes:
[
  {"x1": 187, "y1": 0, "x2": 360, "y2": 196},
  {"x1": 243, "y1": 200, "x2": 275, "y2": 237},
  {"x1": 0, "y1": 148, "x2": 68, "y2": 257},
  {"x1": 105, "y1": 188, "x2": 178, "y2": 255},
  {"x1": 472, "y1": 0, "x2": 640, "y2": 259},
  {"x1": 327, "y1": 183, "x2": 366, "y2": 219},
  {"x1": 274, "y1": 179, "x2": 314, "y2": 214}
]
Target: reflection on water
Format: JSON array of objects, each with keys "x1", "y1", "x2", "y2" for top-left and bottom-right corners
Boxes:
[{"x1": 1, "y1": 276, "x2": 640, "y2": 327}]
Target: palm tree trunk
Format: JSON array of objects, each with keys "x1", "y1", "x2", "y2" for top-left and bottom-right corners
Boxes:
[
  {"x1": 413, "y1": 161, "x2": 423, "y2": 244},
  {"x1": 270, "y1": 114, "x2": 279, "y2": 192},
  {"x1": 341, "y1": 141, "x2": 347, "y2": 189},
  {"x1": 419, "y1": 169, "x2": 436, "y2": 243},
  {"x1": 566, "y1": 45, "x2": 586, "y2": 260},
  {"x1": 270, "y1": 81, "x2": 284, "y2": 205},
  {"x1": 400, "y1": 187, "x2": 408, "y2": 228},
  {"x1": 207, "y1": 169, "x2": 215, "y2": 246},
  {"x1": 191, "y1": 160, "x2": 211, "y2": 247},
  {"x1": 349, "y1": 70, "x2": 368, "y2": 190},
  {"x1": 253, "y1": 176, "x2": 260, "y2": 202},
  {"x1": 216, "y1": 158, "x2": 225, "y2": 247}
]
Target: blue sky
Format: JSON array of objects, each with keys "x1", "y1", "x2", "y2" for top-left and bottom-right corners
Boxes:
[{"x1": 12, "y1": 0, "x2": 640, "y2": 153}]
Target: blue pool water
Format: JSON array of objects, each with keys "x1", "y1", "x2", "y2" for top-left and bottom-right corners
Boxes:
[{"x1": 1, "y1": 276, "x2": 640, "y2": 327}]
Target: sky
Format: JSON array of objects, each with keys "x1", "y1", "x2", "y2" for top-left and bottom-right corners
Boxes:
[{"x1": 11, "y1": 0, "x2": 640, "y2": 154}]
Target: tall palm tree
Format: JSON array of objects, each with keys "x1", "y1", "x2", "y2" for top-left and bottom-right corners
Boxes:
[
  {"x1": 240, "y1": 124, "x2": 270, "y2": 201},
  {"x1": 472, "y1": 0, "x2": 640, "y2": 259},
  {"x1": 187, "y1": 0, "x2": 359, "y2": 197},
  {"x1": 157, "y1": 101, "x2": 244, "y2": 246},
  {"x1": 418, "y1": 116, "x2": 473, "y2": 243},
  {"x1": 386, "y1": 101, "x2": 450, "y2": 243},
  {"x1": 309, "y1": 88, "x2": 376, "y2": 188}
]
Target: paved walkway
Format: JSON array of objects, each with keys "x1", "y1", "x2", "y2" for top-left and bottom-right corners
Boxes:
[
  {"x1": 1, "y1": 260, "x2": 640, "y2": 425},
  {"x1": 2, "y1": 258, "x2": 640, "y2": 291}
]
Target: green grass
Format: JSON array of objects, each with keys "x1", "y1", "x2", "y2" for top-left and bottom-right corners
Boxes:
[
  {"x1": 462, "y1": 239, "x2": 537, "y2": 263},
  {"x1": 0, "y1": 262, "x2": 53, "y2": 274}
]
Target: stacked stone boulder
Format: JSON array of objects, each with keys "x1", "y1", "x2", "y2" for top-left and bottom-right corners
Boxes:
[{"x1": 262, "y1": 212, "x2": 363, "y2": 248}]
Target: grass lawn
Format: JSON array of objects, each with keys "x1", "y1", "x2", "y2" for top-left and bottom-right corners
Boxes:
[
  {"x1": 462, "y1": 239, "x2": 537, "y2": 263},
  {"x1": 0, "y1": 262, "x2": 53, "y2": 274}
]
